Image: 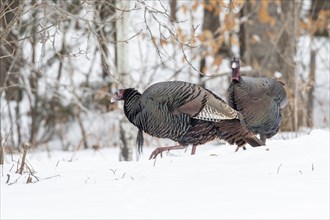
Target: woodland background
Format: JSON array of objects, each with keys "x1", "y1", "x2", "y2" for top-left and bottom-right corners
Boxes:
[{"x1": 1, "y1": 0, "x2": 329, "y2": 162}]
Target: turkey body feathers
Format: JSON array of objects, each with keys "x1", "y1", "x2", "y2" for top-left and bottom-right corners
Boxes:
[
  {"x1": 119, "y1": 81, "x2": 264, "y2": 155},
  {"x1": 228, "y1": 76, "x2": 288, "y2": 141}
]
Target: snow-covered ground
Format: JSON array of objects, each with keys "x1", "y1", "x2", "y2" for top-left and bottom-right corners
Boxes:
[{"x1": 1, "y1": 129, "x2": 329, "y2": 219}]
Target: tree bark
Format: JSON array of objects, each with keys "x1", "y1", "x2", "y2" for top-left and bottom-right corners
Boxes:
[
  {"x1": 95, "y1": 1, "x2": 115, "y2": 79},
  {"x1": 199, "y1": 0, "x2": 231, "y2": 87},
  {"x1": 28, "y1": 0, "x2": 40, "y2": 147},
  {"x1": 199, "y1": 0, "x2": 221, "y2": 87},
  {"x1": 170, "y1": 0, "x2": 177, "y2": 21},
  {"x1": 0, "y1": 0, "x2": 24, "y2": 162},
  {"x1": 94, "y1": 0, "x2": 117, "y2": 114},
  {"x1": 0, "y1": 97, "x2": 3, "y2": 165},
  {"x1": 0, "y1": 0, "x2": 22, "y2": 102},
  {"x1": 239, "y1": 0, "x2": 301, "y2": 131},
  {"x1": 306, "y1": 50, "x2": 316, "y2": 127},
  {"x1": 116, "y1": 1, "x2": 134, "y2": 161},
  {"x1": 310, "y1": 0, "x2": 330, "y2": 37}
]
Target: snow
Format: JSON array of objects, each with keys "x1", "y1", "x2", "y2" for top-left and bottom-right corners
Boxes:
[
  {"x1": 1, "y1": 129, "x2": 329, "y2": 219},
  {"x1": 1, "y1": 2, "x2": 329, "y2": 219}
]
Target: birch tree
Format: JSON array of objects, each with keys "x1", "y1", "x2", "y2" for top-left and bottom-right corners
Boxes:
[{"x1": 115, "y1": 1, "x2": 135, "y2": 161}]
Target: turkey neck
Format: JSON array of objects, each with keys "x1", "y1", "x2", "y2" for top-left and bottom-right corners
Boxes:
[
  {"x1": 230, "y1": 76, "x2": 249, "y2": 112},
  {"x1": 231, "y1": 74, "x2": 248, "y2": 93},
  {"x1": 232, "y1": 66, "x2": 241, "y2": 82},
  {"x1": 123, "y1": 88, "x2": 142, "y2": 123}
]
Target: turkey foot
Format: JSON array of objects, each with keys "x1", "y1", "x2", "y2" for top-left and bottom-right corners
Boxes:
[
  {"x1": 235, "y1": 146, "x2": 247, "y2": 152},
  {"x1": 149, "y1": 145, "x2": 187, "y2": 159}
]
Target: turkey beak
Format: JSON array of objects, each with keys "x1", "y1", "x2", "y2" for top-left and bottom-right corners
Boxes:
[
  {"x1": 231, "y1": 60, "x2": 240, "y2": 81},
  {"x1": 110, "y1": 93, "x2": 118, "y2": 103},
  {"x1": 111, "y1": 89, "x2": 125, "y2": 102}
]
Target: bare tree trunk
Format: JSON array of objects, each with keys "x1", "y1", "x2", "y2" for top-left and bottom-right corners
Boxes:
[
  {"x1": 239, "y1": 0, "x2": 301, "y2": 131},
  {"x1": 14, "y1": 101, "x2": 21, "y2": 147},
  {"x1": 170, "y1": 0, "x2": 177, "y2": 21},
  {"x1": 0, "y1": 97, "x2": 3, "y2": 165},
  {"x1": 280, "y1": 1, "x2": 301, "y2": 132},
  {"x1": 239, "y1": 0, "x2": 252, "y2": 65},
  {"x1": 310, "y1": 0, "x2": 330, "y2": 37},
  {"x1": 0, "y1": 0, "x2": 22, "y2": 100},
  {"x1": 77, "y1": 111, "x2": 88, "y2": 149},
  {"x1": 199, "y1": 0, "x2": 231, "y2": 87},
  {"x1": 0, "y1": 0, "x2": 24, "y2": 163},
  {"x1": 28, "y1": 0, "x2": 40, "y2": 147},
  {"x1": 116, "y1": 1, "x2": 134, "y2": 161},
  {"x1": 95, "y1": 1, "x2": 115, "y2": 79},
  {"x1": 306, "y1": 49, "x2": 316, "y2": 127},
  {"x1": 94, "y1": 0, "x2": 116, "y2": 112},
  {"x1": 199, "y1": 0, "x2": 220, "y2": 87}
]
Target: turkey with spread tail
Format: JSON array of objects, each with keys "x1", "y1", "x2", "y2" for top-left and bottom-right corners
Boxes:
[
  {"x1": 112, "y1": 81, "x2": 265, "y2": 159},
  {"x1": 228, "y1": 58, "x2": 288, "y2": 145}
]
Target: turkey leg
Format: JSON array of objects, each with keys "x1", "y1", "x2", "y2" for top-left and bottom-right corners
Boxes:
[
  {"x1": 149, "y1": 145, "x2": 187, "y2": 159},
  {"x1": 260, "y1": 134, "x2": 267, "y2": 144},
  {"x1": 191, "y1": 145, "x2": 197, "y2": 155}
]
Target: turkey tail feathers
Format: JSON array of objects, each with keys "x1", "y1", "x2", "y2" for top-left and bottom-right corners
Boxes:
[
  {"x1": 137, "y1": 129, "x2": 144, "y2": 154},
  {"x1": 216, "y1": 119, "x2": 265, "y2": 148},
  {"x1": 242, "y1": 134, "x2": 265, "y2": 147}
]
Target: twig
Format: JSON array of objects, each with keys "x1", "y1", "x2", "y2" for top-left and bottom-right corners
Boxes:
[
  {"x1": 85, "y1": 176, "x2": 90, "y2": 184},
  {"x1": 109, "y1": 169, "x2": 117, "y2": 175},
  {"x1": 9, "y1": 164, "x2": 14, "y2": 172},
  {"x1": 26, "y1": 175, "x2": 33, "y2": 183},
  {"x1": 6, "y1": 174, "x2": 10, "y2": 184},
  {"x1": 8, "y1": 176, "x2": 20, "y2": 186},
  {"x1": 181, "y1": 46, "x2": 203, "y2": 76},
  {"x1": 25, "y1": 164, "x2": 39, "y2": 182},
  {"x1": 277, "y1": 163, "x2": 282, "y2": 174},
  {"x1": 43, "y1": 175, "x2": 61, "y2": 180}
]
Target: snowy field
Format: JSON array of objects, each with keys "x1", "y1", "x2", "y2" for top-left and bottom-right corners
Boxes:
[{"x1": 1, "y1": 129, "x2": 329, "y2": 219}]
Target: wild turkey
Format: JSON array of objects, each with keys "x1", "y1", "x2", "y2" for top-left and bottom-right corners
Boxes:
[
  {"x1": 111, "y1": 81, "x2": 264, "y2": 159},
  {"x1": 228, "y1": 58, "x2": 288, "y2": 144}
]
